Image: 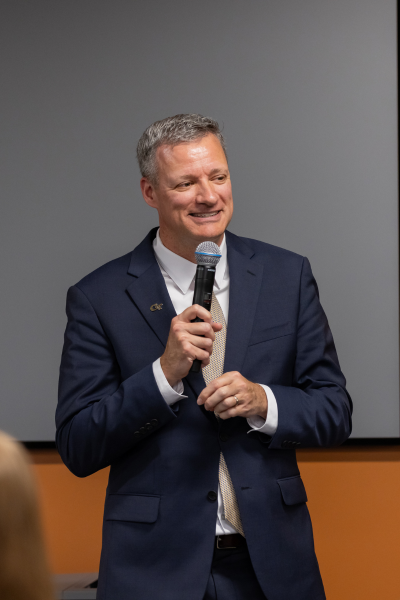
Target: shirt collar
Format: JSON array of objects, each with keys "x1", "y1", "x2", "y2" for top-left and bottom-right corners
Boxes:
[{"x1": 153, "y1": 228, "x2": 228, "y2": 294}]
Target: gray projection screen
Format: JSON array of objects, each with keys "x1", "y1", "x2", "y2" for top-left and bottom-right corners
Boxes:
[{"x1": 0, "y1": 0, "x2": 398, "y2": 441}]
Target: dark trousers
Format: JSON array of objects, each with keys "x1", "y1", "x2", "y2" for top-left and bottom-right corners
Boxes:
[{"x1": 203, "y1": 544, "x2": 267, "y2": 600}]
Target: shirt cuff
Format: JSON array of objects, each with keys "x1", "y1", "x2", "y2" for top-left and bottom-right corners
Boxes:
[
  {"x1": 152, "y1": 358, "x2": 188, "y2": 406},
  {"x1": 246, "y1": 385, "x2": 278, "y2": 436}
]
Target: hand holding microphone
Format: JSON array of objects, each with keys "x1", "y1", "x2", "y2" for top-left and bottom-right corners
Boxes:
[{"x1": 160, "y1": 242, "x2": 222, "y2": 387}]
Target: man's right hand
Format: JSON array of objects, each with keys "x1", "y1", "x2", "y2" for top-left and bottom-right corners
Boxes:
[{"x1": 160, "y1": 304, "x2": 223, "y2": 388}]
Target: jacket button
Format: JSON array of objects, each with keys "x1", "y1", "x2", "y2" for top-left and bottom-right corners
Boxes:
[
  {"x1": 139, "y1": 427, "x2": 145, "y2": 434},
  {"x1": 151, "y1": 419, "x2": 158, "y2": 427},
  {"x1": 145, "y1": 422, "x2": 152, "y2": 431},
  {"x1": 207, "y1": 491, "x2": 218, "y2": 502},
  {"x1": 220, "y1": 433, "x2": 229, "y2": 442},
  {"x1": 134, "y1": 431, "x2": 141, "y2": 439}
]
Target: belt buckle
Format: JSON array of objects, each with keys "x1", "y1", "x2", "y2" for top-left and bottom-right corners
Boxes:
[{"x1": 216, "y1": 535, "x2": 237, "y2": 550}]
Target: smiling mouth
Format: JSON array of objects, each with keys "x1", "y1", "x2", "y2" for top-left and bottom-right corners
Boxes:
[{"x1": 190, "y1": 210, "x2": 221, "y2": 218}]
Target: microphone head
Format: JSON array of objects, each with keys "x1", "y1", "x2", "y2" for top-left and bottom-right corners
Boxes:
[{"x1": 195, "y1": 241, "x2": 222, "y2": 266}]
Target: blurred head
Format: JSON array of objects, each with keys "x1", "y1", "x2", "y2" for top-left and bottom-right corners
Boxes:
[
  {"x1": 137, "y1": 114, "x2": 233, "y2": 260},
  {"x1": 0, "y1": 431, "x2": 53, "y2": 600}
]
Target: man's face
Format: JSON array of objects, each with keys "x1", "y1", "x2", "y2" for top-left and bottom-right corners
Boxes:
[{"x1": 141, "y1": 133, "x2": 233, "y2": 258}]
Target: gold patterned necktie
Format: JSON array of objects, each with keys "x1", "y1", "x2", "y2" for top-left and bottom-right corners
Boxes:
[{"x1": 202, "y1": 292, "x2": 245, "y2": 537}]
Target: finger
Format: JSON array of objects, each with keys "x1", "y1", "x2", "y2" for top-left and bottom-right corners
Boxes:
[
  {"x1": 179, "y1": 304, "x2": 214, "y2": 323},
  {"x1": 189, "y1": 348, "x2": 212, "y2": 363},
  {"x1": 217, "y1": 407, "x2": 238, "y2": 420},
  {"x1": 197, "y1": 379, "x2": 220, "y2": 405},
  {"x1": 185, "y1": 322, "x2": 216, "y2": 340},
  {"x1": 179, "y1": 338, "x2": 211, "y2": 363},
  {"x1": 198, "y1": 371, "x2": 237, "y2": 404},
  {"x1": 185, "y1": 321, "x2": 222, "y2": 339},
  {"x1": 204, "y1": 385, "x2": 237, "y2": 411},
  {"x1": 200, "y1": 356, "x2": 211, "y2": 368},
  {"x1": 213, "y1": 395, "x2": 238, "y2": 415},
  {"x1": 197, "y1": 374, "x2": 236, "y2": 405},
  {"x1": 185, "y1": 333, "x2": 214, "y2": 352}
]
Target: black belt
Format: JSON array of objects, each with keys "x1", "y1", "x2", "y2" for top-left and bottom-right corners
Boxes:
[{"x1": 215, "y1": 534, "x2": 246, "y2": 550}]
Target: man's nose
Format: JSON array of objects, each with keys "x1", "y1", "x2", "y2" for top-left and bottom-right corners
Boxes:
[{"x1": 196, "y1": 180, "x2": 217, "y2": 204}]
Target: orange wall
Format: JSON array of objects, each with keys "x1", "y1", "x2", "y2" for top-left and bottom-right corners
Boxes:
[{"x1": 31, "y1": 447, "x2": 400, "y2": 600}]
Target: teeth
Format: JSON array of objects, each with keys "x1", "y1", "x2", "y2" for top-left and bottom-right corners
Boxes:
[{"x1": 193, "y1": 212, "x2": 219, "y2": 217}]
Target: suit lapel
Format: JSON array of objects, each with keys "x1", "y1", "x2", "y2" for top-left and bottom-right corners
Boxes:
[
  {"x1": 126, "y1": 263, "x2": 176, "y2": 348},
  {"x1": 126, "y1": 229, "x2": 176, "y2": 348},
  {"x1": 224, "y1": 232, "x2": 263, "y2": 375}
]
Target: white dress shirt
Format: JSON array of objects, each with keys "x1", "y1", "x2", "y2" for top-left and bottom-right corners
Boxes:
[{"x1": 152, "y1": 229, "x2": 278, "y2": 535}]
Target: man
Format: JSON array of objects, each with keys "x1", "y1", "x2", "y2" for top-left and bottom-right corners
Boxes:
[{"x1": 56, "y1": 114, "x2": 352, "y2": 600}]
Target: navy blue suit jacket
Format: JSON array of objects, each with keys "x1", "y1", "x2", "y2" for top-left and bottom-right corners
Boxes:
[{"x1": 56, "y1": 228, "x2": 352, "y2": 600}]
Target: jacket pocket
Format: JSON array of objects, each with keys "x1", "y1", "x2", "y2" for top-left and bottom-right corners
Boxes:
[
  {"x1": 248, "y1": 321, "x2": 294, "y2": 347},
  {"x1": 105, "y1": 494, "x2": 160, "y2": 523},
  {"x1": 277, "y1": 476, "x2": 308, "y2": 505}
]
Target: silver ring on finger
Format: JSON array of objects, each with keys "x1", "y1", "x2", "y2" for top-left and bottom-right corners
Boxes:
[{"x1": 234, "y1": 395, "x2": 240, "y2": 407}]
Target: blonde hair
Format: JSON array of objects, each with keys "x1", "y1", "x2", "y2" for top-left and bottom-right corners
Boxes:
[{"x1": 0, "y1": 431, "x2": 53, "y2": 600}]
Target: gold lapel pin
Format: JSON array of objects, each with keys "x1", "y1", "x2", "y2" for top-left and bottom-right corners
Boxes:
[{"x1": 150, "y1": 303, "x2": 163, "y2": 312}]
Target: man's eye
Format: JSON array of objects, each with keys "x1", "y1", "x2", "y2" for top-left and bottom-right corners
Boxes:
[{"x1": 177, "y1": 182, "x2": 191, "y2": 189}]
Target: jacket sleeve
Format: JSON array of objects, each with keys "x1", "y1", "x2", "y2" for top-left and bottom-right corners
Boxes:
[
  {"x1": 56, "y1": 285, "x2": 176, "y2": 477},
  {"x1": 267, "y1": 257, "x2": 353, "y2": 449}
]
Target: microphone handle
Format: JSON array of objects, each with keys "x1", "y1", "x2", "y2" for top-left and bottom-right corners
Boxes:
[{"x1": 190, "y1": 264, "x2": 216, "y2": 373}]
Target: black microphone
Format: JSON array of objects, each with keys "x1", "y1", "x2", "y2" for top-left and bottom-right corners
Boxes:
[{"x1": 190, "y1": 241, "x2": 222, "y2": 373}]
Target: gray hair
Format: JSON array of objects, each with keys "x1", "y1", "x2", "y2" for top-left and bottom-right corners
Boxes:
[{"x1": 136, "y1": 113, "x2": 227, "y2": 185}]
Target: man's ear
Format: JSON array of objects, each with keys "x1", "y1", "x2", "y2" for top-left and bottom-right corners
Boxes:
[{"x1": 140, "y1": 177, "x2": 158, "y2": 208}]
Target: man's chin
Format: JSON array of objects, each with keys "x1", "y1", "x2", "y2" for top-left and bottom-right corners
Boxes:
[
  {"x1": 190, "y1": 225, "x2": 226, "y2": 245},
  {"x1": 186, "y1": 218, "x2": 228, "y2": 242}
]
